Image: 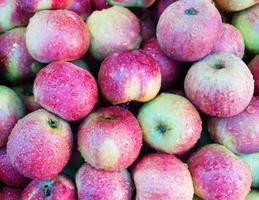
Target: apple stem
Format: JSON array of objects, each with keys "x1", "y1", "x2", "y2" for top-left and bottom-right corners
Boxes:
[
  {"x1": 43, "y1": 185, "x2": 51, "y2": 197},
  {"x1": 48, "y1": 118, "x2": 58, "y2": 129}
]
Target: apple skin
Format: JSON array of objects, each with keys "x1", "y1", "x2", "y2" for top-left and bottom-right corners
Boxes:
[
  {"x1": 7, "y1": 109, "x2": 73, "y2": 180},
  {"x1": 99, "y1": 50, "x2": 161, "y2": 104},
  {"x1": 184, "y1": 53, "x2": 254, "y2": 117},
  {"x1": 212, "y1": 23, "x2": 245, "y2": 58},
  {"x1": 66, "y1": 0, "x2": 92, "y2": 19},
  {"x1": 76, "y1": 163, "x2": 133, "y2": 200},
  {"x1": 107, "y1": 0, "x2": 156, "y2": 7},
  {"x1": 239, "y1": 153, "x2": 259, "y2": 188},
  {"x1": 142, "y1": 37, "x2": 179, "y2": 89},
  {"x1": 0, "y1": 187, "x2": 22, "y2": 200},
  {"x1": 21, "y1": 175, "x2": 76, "y2": 200},
  {"x1": 214, "y1": 0, "x2": 259, "y2": 12},
  {"x1": 245, "y1": 190, "x2": 259, "y2": 200},
  {"x1": 132, "y1": 153, "x2": 194, "y2": 200},
  {"x1": 87, "y1": 6, "x2": 142, "y2": 60},
  {"x1": 232, "y1": 4, "x2": 259, "y2": 54},
  {"x1": 138, "y1": 93, "x2": 201, "y2": 154},
  {"x1": 91, "y1": 0, "x2": 110, "y2": 10},
  {"x1": 157, "y1": 0, "x2": 222, "y2": 62},
  {"x1": 78, "y1": 106, "x2": 142, "y2": 171},
  {"x1": 153, "y1": 0, "x2": 178, "y2": 20},
  {"x1": 188, "y1": 144, "x2": 252, "y2": 200},
  {"x1": 0, "y1": 0, "x2": 30, "y2": 33},
  {"x1": 249, "y1": 55, "x2": 259, "y2": 95},
  {"x1": 34, "y1": 61, "x2": 98, "y2": 121},
  {"x1": 0, "y1": 85, "x2": 25, "y2": 147},
  {"x1": 0, "y1": 147, "x2": 29, "y2": 187},
  {"x1": 0, "y1": 27, "x2": 41, "y2": 83},
  {"x1": 26, "y1": 10, "x2": 90, "y2": 63},
  {"x1": 208, "y1": 97, "x2": 259, "y2": 154},
  {"x1": 18, "y1": 0, "x2": 70, "y2": 12}
]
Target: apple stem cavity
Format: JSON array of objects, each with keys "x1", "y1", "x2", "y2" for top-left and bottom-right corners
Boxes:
[
  {"x1": 213, "y1": 63, "x2": 224, "y2": 69},
  {"x1": 157, "y1": 124, "x2": 167, "y2": 134},
  {"x1": 185, "y1": 8, "x2": 198, "y2": 16},
  {"x1": 48, "y1": 118, "x2": 58, "y2": 129}
]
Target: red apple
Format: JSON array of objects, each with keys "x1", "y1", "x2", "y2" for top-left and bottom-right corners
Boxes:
[
  {"x1": 7, "y1": 109, "x2": 73, "y2": 180},
  {"x1": 157, "y1": 0, "x2": 222, "y2": 61},
  {"x1": 212, "y1": 23, "x2": 245, "y2": 58},
  {"x1": 208, "y1": 97, "x2": 259, "y2": 154},
  {"x1": 142, "y1": 37, "x2": 179, "y2": 89},
  {"x1": 140, "y1": 12, "x2": 156, "y2": 42},
  {"x1": 34, "y1": 61, "x2": 98, "y2": 121},
  {"x1": 133, "y1": 153, "x2": 194, "y2": 200},
  {"x1": 0, "y1": 27, "x2": 41, "y2": 83},
  {"x1": 184, "y1": 53, "x2": 254, "y2": 117},
  {"x1": 78, "y1": 106, "x2": 142, "y2": 171},
  {"x1": 0, "y1": 147, "x2": 29, "y2": 187},
  {"x1": 249, "y1": 55, "x2": 259, "y2": 95},
  {"x1": 0, "y1": 85, "x2": 25, "y2": 147},
  {"x1": 0, "y1": 0, "x2": 30, "y2": 33},
  {"x1": 76, "y1": 163, "x2": 133, "y2": 200},
  {"x1": 26, "y1": 9, "x2": 90, "y2": 63},
  {"x1": 22, "y1": 175, "x2": 76, "y2": 200},
  {"x1": 99, "y1": 50, "x2": 161, "y2": 104},
  {"x1": 0, "y1": 187, "x2": 22, "y2": 200},
  {"x1": 188, "y1": 144, "x2": 252, "y2": 200}
]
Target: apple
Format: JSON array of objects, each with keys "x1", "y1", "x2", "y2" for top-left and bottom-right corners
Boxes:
[
  {"x1": 232, "y1": 4, "x2": 259, "y2": 54},
  {"x1": 7, "y1": 109, "x2": 73, "y2": 180},
  {"x1": 78, "y1": 106, "x2": 142, "y2": 171},
  {"x1": 0, "y1": 0, "x2": 29, "y2": 33},
  {"x1": 0, "y1": 147, "x2": 29, "y2": 187},
  {"x1": 212, "y1": 23, "x2": 245, "y2": 58},
  {"x1": 138, "y1": 93, "x2": 202, "y2": 154},
  {"x1": 13, "y1": 84, "x2": 41, "y2": 113},
  {"x1": 0, "y1": 187, "x2": 22, "y2": 200},
  {"x1": 188, "y1": 144, "x2": 252, "y2": 200},
  {"x1": 184, "y1": 53, "x2": 254, "y2": 117},
  {"x1": 34, "y1": 61, "x2": 98, "y2": 121},
  {"x1": 87, "y1": 6, "x2": 142, "y2": 60},
  {"x1": 0, "y1": 27, "x2": 41, "y2": 83},
  {"x1": 21, "y1": 175, "x2": 76, "y2": 200},
  {"x1": 107, "y1": 0, "x2": 156, "y2": 7},
  {"x1": 142, "y1": 37, "x2": 179, "y2": 89},
  {"x1": 249, "y1": 55, "x2": 259, "y2": 95},
  {"x1": 26, "y1": 9, "x2": 90, "y2": 63},
  {"x1": 0, "y1": 85, "x2": 25, "y2": 147},
  {"x1": 245, "y1": 190, "x2": 259, "y2": 200},
  {"x1": 214, "y1": 0, "x2": 259, "y2": 12},
  {"x1": 91, "y1": 0, "x2": 110, "y2": 10},
  {"x1": 99, "y1": 50, "x2": 161, "y2": 104},
  {"x1": 76, "y1": 163, "x2": 133, "y2": 200},
  {"x1": 157, "y1": 0, "x2": 222, "y2": 61},
  {"x1": 133, "y1": 153, "x2": 194, "y2": 200},
  {"x1": 239, "y1": 153, "x2": 259, "y2": 188},
  {"x1": 208, "y1": 97, "x2": 259, "y2": 154}
]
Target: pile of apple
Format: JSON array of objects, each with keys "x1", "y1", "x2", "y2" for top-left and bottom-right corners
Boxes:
[{"x1": 0, "y1": 0, "x2": 259, "y2": 199}]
